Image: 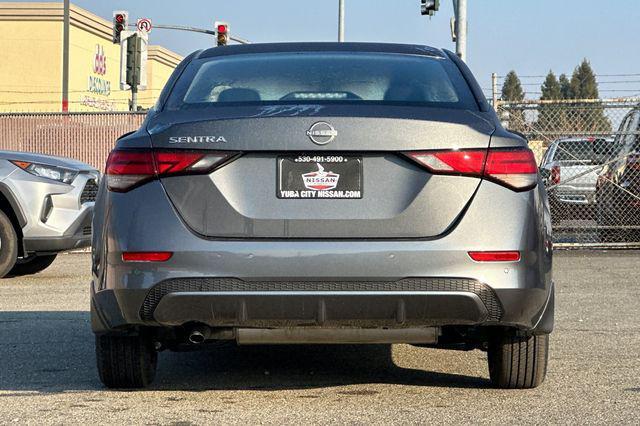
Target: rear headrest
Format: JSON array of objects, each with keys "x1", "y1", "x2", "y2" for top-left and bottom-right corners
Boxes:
[
  {"x1": 218, "y1": 88, "x2": 261, "y2": 102},
  {"x1": 383, "y1": 85, "x2": 425, "y2": 102}
]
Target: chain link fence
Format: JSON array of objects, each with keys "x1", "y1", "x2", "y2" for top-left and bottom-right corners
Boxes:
[{"x1": 497, "y1": 98, "x2": 640, "y2": 247}]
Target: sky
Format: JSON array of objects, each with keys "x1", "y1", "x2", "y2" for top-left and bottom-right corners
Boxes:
[{"x1": 22, "y1": 0, "x2": 640, "y2": 99}]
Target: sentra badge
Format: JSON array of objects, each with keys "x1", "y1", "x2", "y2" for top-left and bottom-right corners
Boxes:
[{"x1": 168, "y1": 136, "x2": 227, "y2": 144}]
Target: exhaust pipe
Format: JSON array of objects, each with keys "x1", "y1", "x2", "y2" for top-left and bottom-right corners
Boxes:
[
  {"x1": 188, "y1": 328, "x2": 207, "y2": 344},
  {"x1": 188, "y1": 326, "x2": 233, "y2": 344}
]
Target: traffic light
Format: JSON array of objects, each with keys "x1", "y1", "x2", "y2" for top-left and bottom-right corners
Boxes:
[
  {"x1": 112, "y1": 11, "x2": 128, "y2": 44},
  {"x1": 215, "y1": 21, "x2": 229, "y2": 46},
  {"x1": 420, "y1": 0, "x2": 440, "y2": 16},
  {"x1": 126, "y1": 34, "x2": 142, "y2": 87}
]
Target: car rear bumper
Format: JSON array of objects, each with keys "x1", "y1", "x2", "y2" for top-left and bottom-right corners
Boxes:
[
  {"x1": 91, "y1": 279, "x2": 554, "y2": 336},
  {"x1": 553, "y1": 187, "x2": 596, "y2": 205}
]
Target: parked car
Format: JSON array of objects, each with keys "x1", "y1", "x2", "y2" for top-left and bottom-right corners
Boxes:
[
  {"x1": 91, "y1": 42, "x2": 554, "y2": 389},
  {"x1": 0, "y1": 151, "x2": 99, "y2": 277},
  {"x1": 595, "y1": 108, "x2": 640, "y2": 242},
  {"x1": 539, "y1": 137, "x2": 613, "y2": 223}
]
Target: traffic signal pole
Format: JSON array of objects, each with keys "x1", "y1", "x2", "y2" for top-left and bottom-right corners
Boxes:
[
  {"x1": 338, "y1": 0, "x2": 345, "y2": 42},
  {"x1": 454, "y1": 0, "x2": 467, "y2": 62},
  {"x1": 62, "y1": 0, "x2": 69, "y2": 112},
  {"x1": 143, "y1": 24, "x2": 250, "y2": 44}
]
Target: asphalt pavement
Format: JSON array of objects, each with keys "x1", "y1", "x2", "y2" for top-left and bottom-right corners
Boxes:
[{"x1": 0, "y1": 251, "x2": 638, "y2": 424}]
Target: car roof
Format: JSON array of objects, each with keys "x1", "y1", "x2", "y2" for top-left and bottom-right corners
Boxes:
[{"x1": 196, "y1": 42, "x2": 447, "y2": 60}]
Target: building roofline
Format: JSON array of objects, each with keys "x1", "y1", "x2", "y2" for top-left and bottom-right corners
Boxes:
[
  {"x1": 148, "y1": 45, "x2": 183, "y2": 68},
  {"x1": 0, "y1": 1, "x2": 183, "y2": 65}
]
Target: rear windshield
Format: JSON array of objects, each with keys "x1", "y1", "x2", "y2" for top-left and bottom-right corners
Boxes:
[
  {"x1": 554, "y1": 141, "x2": 594, "y2": 162},
  {"x1": 164, "y1": 52, "x2": 479, "y2": 111}
]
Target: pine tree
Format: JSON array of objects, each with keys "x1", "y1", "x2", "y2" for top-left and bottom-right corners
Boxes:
[
  {"x1": 538, "y1": 71, "x2": 563, "y2": 132},
  {"x1": 541, "y1": 71, "x2": 562, "y2": 100},
  {"x1": 570, "y1": 59, "x2": 600, "y2": 99},
  {"x1": 568, "y1": 59, "x2": 610, "y2": 133},
  {"x1": 501, "y1": 71, "x2": 525, "y2": 131},
  {"x1": 559, "y1": 74, "x2": 572, "y2": 99},
  {"x1": 501, "y1": 71, "x2": 525, "y2": 101}
]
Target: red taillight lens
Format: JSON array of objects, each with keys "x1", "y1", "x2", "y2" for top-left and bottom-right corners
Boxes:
[
  {"x1": 405, "y1": 148, "x2": 538, "y2": 191},
  {"x1": 105, "y1": 150, "x2": 238, "y2": 192},
  {"x1": 122, "y1": 252, "x2": 173, "y2": 262},
  {"x1": 468, "y1": 251, "x2": 521, "y2": 262},
  {"x1": 406, "y1": 150, "x2": 486, "y2": 175},
  {"x1": 484, "y1": 149, "x2": 538, "y2": 190},
  {"x1": 550, "y1": 165, "x2": 561, "y2": 185}
]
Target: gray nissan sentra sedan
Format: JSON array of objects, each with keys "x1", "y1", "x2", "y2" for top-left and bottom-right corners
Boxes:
[{"x1": 91, "y1": 43, "x2": 554, "y2": 389}]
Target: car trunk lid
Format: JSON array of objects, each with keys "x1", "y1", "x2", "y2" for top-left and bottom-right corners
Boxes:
[{"x1": 147, "y1": 106, "x2": 494, "y2": 239}]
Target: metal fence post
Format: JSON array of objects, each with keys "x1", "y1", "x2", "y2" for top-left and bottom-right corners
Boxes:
[{"x1": 492, "y1": 72, "x2": 498, "y2": 111}]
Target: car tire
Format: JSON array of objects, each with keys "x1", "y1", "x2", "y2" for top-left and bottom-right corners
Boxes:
[
  {"x1": 487, "y1": 333, "x2": 549, "y2": 389},
  {"x1": 8, "y1": 254, "x2": 57, "y2": 277},
  {"x1": 96, "y1": 334, "x2": 158, "y2": 389},
  {"x1": 0, "y1": 210, "x2": 18, "y2": 278}
]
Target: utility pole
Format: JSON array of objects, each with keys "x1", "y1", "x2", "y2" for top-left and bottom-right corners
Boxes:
[
  {"x1": 454, "y1": 0, "x2": 467, "y2": 62},
  {"x1": 338, "y1": 0, "x2": 345, "y2": 42},
  {"x1": 492, "y1": 72, "x2": 498, "y2": 111},
  {"x1": 62, "y1": 0, "x2": 69, "y2": 112}
]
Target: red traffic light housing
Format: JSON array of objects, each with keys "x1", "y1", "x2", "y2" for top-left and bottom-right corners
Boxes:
[
  {"x1": 112, "y1": 10, "x2": 129, "y2": 44},
  {"x1": 215, "y1": 21, "x2": 229, "y2": 46}
]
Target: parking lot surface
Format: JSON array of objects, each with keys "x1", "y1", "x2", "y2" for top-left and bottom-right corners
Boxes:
[{"x1": 0, "y1": 251, "x2": 638, "y2": 424}]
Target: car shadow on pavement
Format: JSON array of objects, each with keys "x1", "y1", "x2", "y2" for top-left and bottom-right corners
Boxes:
[{"x1": 0, "y1": 311, "x2": 491, "y2": 394}]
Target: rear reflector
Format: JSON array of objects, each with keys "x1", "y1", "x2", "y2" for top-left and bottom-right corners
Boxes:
[
  {"x1": 468, "y1": 251, "x2": 521, "y2": 262},
  {"x1": 404, "y1": 148, "x2": 538, "y2": 191},
  {"x1": 122, "y1": 252, "x2": 173, "y2": 262},
  {"x1": 106, "y1": 149, "x2": 238, "y2": 192}
]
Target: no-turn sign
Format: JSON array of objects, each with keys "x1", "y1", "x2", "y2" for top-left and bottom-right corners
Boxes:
[{"x1": 136, "y1": 18, "x2": 152, "y2": 33}]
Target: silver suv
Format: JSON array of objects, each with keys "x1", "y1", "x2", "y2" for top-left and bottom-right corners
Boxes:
[
  {"x1": 0, "y1": 151, "x2": 99, "y2": 277},
  {"x1": 92, "y1": 43, "x2": 554, "y2": 390}
]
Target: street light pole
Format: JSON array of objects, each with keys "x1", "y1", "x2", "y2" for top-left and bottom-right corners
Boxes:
[
  {"x1": 338, "y1": 0, "x2": 345, "y2": 42},
  {"x1": 62, "y1": 0, "x2": 69, "y2": 112},
  {"x1": 455, "y1": 0, "x2": 467, "y2": 62}
]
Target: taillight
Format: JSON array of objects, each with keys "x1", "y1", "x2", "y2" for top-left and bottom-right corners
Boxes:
[
  {"x1": 404, "y1": 148, "x2": 538, "y2": 191},
  {"x1": 550, "y1": 165, "x2": 561, "y2": 185},
  {"x1": 105, "y1": 149, "x2": 238, "y2": 192},
  {"x1": 484, "y1": 149, "x2": 538, "y2": 190}
]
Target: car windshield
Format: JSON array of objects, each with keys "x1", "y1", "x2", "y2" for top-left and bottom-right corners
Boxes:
[{"x1": 164, "y1": 52, "x2": 479, "y2": 111}]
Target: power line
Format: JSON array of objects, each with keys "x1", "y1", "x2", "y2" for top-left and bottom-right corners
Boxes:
[
  {"x1": 516, "y1": 80, "x2": 640, "y2": 87},
  {"x1": 0, "y1": 89, "x2": 162, "y2": 94},
  {"x1": 497, "y1": 73, "x2": 640, "y2": 80}
]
